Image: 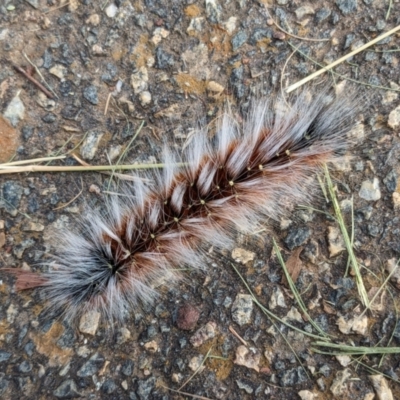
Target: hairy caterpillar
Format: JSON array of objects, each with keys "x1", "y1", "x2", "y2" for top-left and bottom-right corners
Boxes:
[{"x1": 8, "y1": 88, "x2": 359, "y2": 324}]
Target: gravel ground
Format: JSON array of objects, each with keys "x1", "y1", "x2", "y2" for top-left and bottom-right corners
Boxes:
[{"x1": 1, "y1": 0, "x2": 400, "y2": 399}]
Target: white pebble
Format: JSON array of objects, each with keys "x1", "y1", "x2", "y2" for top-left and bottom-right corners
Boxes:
[
  {"x1": 359, "y1": 178, "x2": 381, "y2": 201},
  {"x1": 139, "y1": 91, "x2": 152, "y2": 106},
  {"x1": 105, "y1": 3, "x2": 118, "y2": 18}
]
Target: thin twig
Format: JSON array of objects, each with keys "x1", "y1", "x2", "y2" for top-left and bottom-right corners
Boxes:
[
  {"x1": 0, "y1": 197, "x2": 31, "y2": 219},
  {"x1": 13, "y1": 65, "x2": 54, "y2": 99},
  {"x1": 0, "y1": 163, "x2": 186, "y2": 175},
  {"x1": 285, "y1": 24, "x2": 400, "y2": 93},
  {"x1": 178, "y1": 346, "x2": 213, "y2": 391},
  {"x1": 230, "y1": 263, "x2": 312, "y2": 379},
  {"x1": 359, "y1": 259, "x2": 400, "y2": 319},
  {"x1": 286, "y1": 42, "x2": 400, "y2": 93},
  {"x1": 53, "y1": 178, "x2": 84, "y2": 210},
  {"x1": 373, "y1": 48, "x2": 400, "y2": 53},
  {"x1": 0, "y1": 155, "x2": 66, "y2": 167},
  {"x1": 313, "y1": 342, "x2": 400, "y2": 355},
  {"x1": 44, "y1": 2, "x2": 70, "y2": 14},
  {"x1": 71, "y1": 153, "x2": 90, "y2": 166},
  {"x1": 273, "y1": 238, "x2": 331, "y2": 339},
  {"x1": 230, "y1": 263, "x2": 328, "y2": 341},
  {"x1": 107, "y1": 120, "x2": 145, "y2": 188},
  {"x1": 23, "y1": 52, "x2": 58, "y2": 99},
  {"x1": 71, "y1": 154, "x2": 146, "y2": 182},
  {"x1": 160, "y1": 386, "x2": 213, "y2": 400},
  {"x1": 280, "y1": 43, "x2": 301, "y2": 105},
  {"x1": 386, "y1": 0, "x2": 393, "y2": 20},
  {"x1": 324, "y1": 166, "x2": 370, "y2": 308},
  {"x1": 228, "y1": 326, "x2": 249, "y2": 347},
  {"x1": 264, "y1": 6, "x2": 329, "y2": 42},
  {"x1": 104, "y1": 92, "x2": 112, "y2": 116}
]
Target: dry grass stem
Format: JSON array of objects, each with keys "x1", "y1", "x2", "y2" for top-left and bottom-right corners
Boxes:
[
  {"x1": 287, "y1": 42, "x2": 400, "y2": 92},
  {"x1": 0, "y1": 155, "x2": 66, "y2": 167},
  {"x1": 285, "y1": 24, "x2": 400, "y2": 93},
  {"x1": 23, "y1": 52, "x2": 58, "y2": 99},
  {"x1": 324, "y1": 166, "x2": 370, "y2": 308},
  {"x1": 161, "y1": 386, "x2": 213, "y2": 400},
  {"x1": 0, "y1": 163, "x2": 186, "y2": 175},
  {"x1": 264, "y1": 6, "x2": 329, "y2": 42},
  {"x1": 104, "y1": 92, "x2": 112, "y2": 116},
  {"x1": 313, "y1": 342, "x2": 400, "y2": 355},
  {"x1": 273, "y1": 239, "x2": 331, "y2": 339},
  {"x1": 178, "y1": 346, "x2": 213, "y2": 391},
  {"x1": 230, "y1": 263, "x2": 328, "y2": 342},
  {"x1": 44, "y1": 2, "x2": 71, "y2": 13},
  {"x1": 228, "y1": 326, "x2": 249, "y2": 346},
  {"x1": 53, "y1": 178, "x2": 84, "y2": 211}
]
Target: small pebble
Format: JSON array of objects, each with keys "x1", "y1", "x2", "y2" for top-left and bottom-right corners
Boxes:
[
  {"x1": 273, "y1": 31, "x2": 286, "y2": 40},
  {"x1": 136, "y1": 376, "x2": 156, "y2": 400},
  {"x1": 337, "y1": 315, "x2": 368, "y2": 335},
  {"x1": 102, "y1": 379, "x2": 117, "y2": 395},
  {"x1": 369, "y1": 375, "x2": 394, "y2": 400},
  {"x1": 234, "y1": 345, "x2": 260, "y2": 372},
  {"x1": 80, "y1": 131, "x2": 103, "y2": 160},
  {"x1": 388, "y1": 104, "x2": 400, "y2": 130},
  {"x1": 139, "y1": 91, "x2": 152, "y2": 106},
  {"x1": 205, "y1": 0, "x2": 221, "y2": 23},
  {"x1": 295, "y1": 6, "x2": 314, "y2": 19},
  {"x1": 231, "y1": 293, "x2": 253, "y2": 326},
  {"x1": 231, "y1": 30, "x2": 247, "y2": 51},
  {"x1": 221, "y1": 16, "x2": 237, "y2": 35},
  {"x1": 1, "y1": 181, "x2": 23, "y2": 216},
  {"x1": 359, "y1": 178, "x2": 381, "y2": 201},
  {"x1": 131, "y1": 66, "x2": 149, "y2": 94},
  {"x1": 283, "y1": 307, "x2": 303, "y2": 323},
  {"x1": 393, "y1": 192, "x2": 400, "y2": 210},
  {"x1": 336, "y1": 0, "x2": 357, "y2": 15},
  {"x1": 171, "y1": 373, "x2": 182, "y2": 383},
  {"x1": 298, "y1": 390, "x2": 317, "y2": 400},
  {"x1": 269, "y1": 286, "x2": 287, "y2": 309},
  {"x1": 86, "y1": 14, "x2": 100, "y2": 25},
  {"x1": 284, "y1": 227, "x2": 311, "y2": 250},
  {"x1": 50, "y1": 64, "x2": 67, "y2": 80},
  {"x1": 77, "y1": 353, "x2": 104, "y2": 377},
  {"x1": 187, "y1": 17, "x2": 205, "y2": 34},
  {"x1": 53, "y1": 380, "x2": 80, "y2": 398},
  {"x1": 231, "y1": 248, "x2": 255, "y2": 264},
  {"x1": 0, "y1": 351, "x2": 11, "y2": 362},
  {"x1": 279, "y1": 366, "x2": 308, "y2": 387},
  {"x1": 3, "y1": 93, "x2": 25, "y2": 127},
  {"x1": 89, "y1": 184, "x2": 101, "y2": 195},
  {"x1": 176, "y1": 304, "x2": 200, "y2": 330},
  {"x1": 336, "y1": 355, "x2": 352, "y2": 367},
  {"x1": 105, "y1": 3, "x2": 118, "y2": 18},
  {"x1": 236, "y1": 379, "x2": 254, "y2": 394},
  {"x1": 143, "y1": 340, "x2": 158, "y2": 353},
  {"x1": 22, "y1": 222, "x2": 45, "y2": 232},
  {"x1": 79, "y1": 310, "x2": 101, "y2": 335},
  {"x1": 151, "y1": 27, "x2": 170, "y2": 45},
  {"x1": 327, "y1": 226, "x2": 345, "y2": 257},
  {"x1": 330, "y1": 368, "x2": 352, "y2": 396},
  {"x1": 315, "y1": 8, "x2": 331, "y2": 23},
  {"x1": 155, "y1": 47, "x2": 174, "y2": 69},
  {"x1": 83, "y1": 85, "x2": 99, "y2": 105},
  {"x1": 188, "y1": 355, "x2": 204, "y2": 372},
  {"x1": 190, "y1": 321, "x2": 217, "y2": 347}
]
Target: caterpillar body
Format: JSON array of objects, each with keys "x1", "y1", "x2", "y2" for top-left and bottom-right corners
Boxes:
[{"x1": 9, "y1": 88, "x2": 359, "y2": 324}]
